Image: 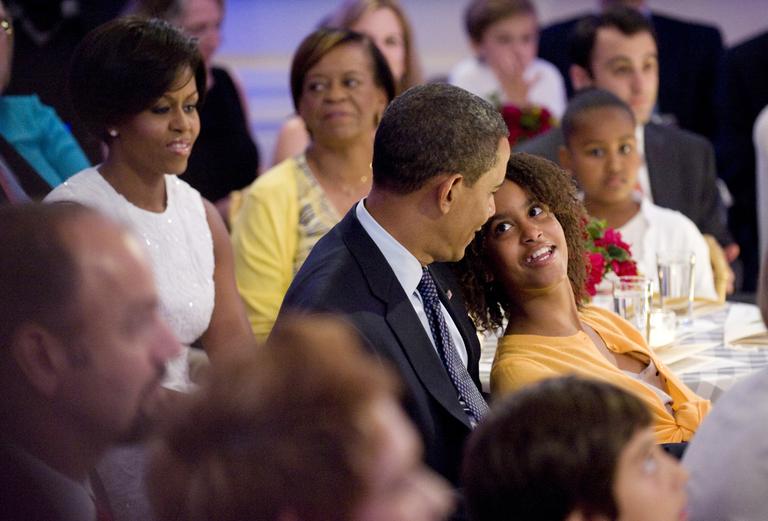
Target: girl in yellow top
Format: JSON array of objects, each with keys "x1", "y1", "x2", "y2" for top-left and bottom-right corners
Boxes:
[{"x1": 455, "y1": 153, "x2": 709, "y2": 443}]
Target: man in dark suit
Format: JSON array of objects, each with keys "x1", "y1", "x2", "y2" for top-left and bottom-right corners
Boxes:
[
  {"x1": 714, "y1": 30, "x2": 768, "y2": 291},
  {"x1": 0, "y1": 204, "x2": 180, "y2": 520},
  {"x1": 537, "y1": 0, "x2": 723, "y2": 140},
  {"x1": 517, "y1": 6, "x2": 736, "y2": 262},
  {"x1": 277, "y1": 83, "x2": 509, "y2": 485}
]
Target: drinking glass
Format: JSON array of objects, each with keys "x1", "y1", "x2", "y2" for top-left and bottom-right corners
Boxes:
[
  {"x1": 649, "y1": 308, "x2": 676, "y2": 349},
  {"x1": 613, "y1": 276, "x2": 652, "y2": 342},
  {"x1": 657, "y1": 251, "x2": 695, "y2": 324}
]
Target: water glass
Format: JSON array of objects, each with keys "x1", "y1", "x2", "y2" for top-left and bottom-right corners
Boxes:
[
  {"x1": 613, "y1": 276, "x2": 652, "y2": 341},
  {"x1": 657, "y1": 251, "x2": 695, "y2": 324},
  {"x1": 649, "y1": 308, "x2": 676, "y2": 349}
]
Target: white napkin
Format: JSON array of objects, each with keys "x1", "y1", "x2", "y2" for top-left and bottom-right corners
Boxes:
[
  {"x1": 656, "y1": 342, "x2": 718, "y2": 365},
  {"x1": 723, "y1": 303, "x2": 768, "y2": 346}
]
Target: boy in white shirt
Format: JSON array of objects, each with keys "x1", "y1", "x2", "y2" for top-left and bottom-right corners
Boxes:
[
  {"x1": 449, "y1": 0, "x2": 566, "y2": 119},
  {"x1": 558, "y1": 88, "x2": 717, "y2": 300}
]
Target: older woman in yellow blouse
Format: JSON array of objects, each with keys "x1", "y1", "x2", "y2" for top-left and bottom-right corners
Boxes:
[
  {"x1": 455, "y1": 153, "x2": 710, "y2": 443},
  {"x1": 231, "y1": 28, "x2": 395, "y2": 340}
]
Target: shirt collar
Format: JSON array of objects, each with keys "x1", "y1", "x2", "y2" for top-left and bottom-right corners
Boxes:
[{"x1": 356, "y1": 199, "x2": 424, "y2": 296}]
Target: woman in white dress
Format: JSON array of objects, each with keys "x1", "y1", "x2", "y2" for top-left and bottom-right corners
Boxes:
[{"x1": 45, "y1": 17, "x2": 253, "y2": 520}]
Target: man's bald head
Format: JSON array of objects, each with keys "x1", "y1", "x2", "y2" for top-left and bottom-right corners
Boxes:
[{"x1": 0, "y1": 203, "x2": 96, "y2": 350}]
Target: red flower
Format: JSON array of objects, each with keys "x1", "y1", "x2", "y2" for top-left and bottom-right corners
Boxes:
[
  {"x1": 599, "y1": 228, "x2": 632, "y2": 253},
  {"x1": 498, "y1": 103, "x2": 555, "y2": 148},
  {"x1": 586, "y1": 252, "x2": 606, "y2": 296},
  {"x1": 612, "y1": 259, "x2": 638, "y2": 277},
  {"x1": 583, "y1": 218, "x2": 638, "y2": 300}
]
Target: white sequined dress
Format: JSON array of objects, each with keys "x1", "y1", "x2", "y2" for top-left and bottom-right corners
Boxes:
[{"x1": 45, "y1": 166, "x2": 215, "y2": 392}]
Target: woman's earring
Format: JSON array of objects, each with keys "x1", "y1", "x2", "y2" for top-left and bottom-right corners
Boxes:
[{"x1": 108, "y1": 128, "x2": 119, "y2": 138}]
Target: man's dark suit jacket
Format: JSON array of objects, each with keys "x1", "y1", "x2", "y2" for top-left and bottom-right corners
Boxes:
[
  {"x1": 538, "y1": 11, "x2": 723, "y2": 140},
  {"x1": 715, "y1": 30, "x2": 768, "y2": 291},
  {"x1": 277, "y1": 209, "x2": 481, "y2": 485},
  {"x1": 515, "y1": 124, "x2": 732, "y2": 246},
  {"x1": 0, "y1": 445, "x2": 84, "y2": 521}
]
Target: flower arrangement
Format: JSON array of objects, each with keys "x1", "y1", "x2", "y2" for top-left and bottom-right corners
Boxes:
[
  {"x1": 487, "y1": 93, "x2": 556, "y2": 148},
  {"x1": 584, "y1": 218, "x2": 638, "y2": 297},
  {"x1": 499, "y1": 104, "x2": 556, "y2": 147}
]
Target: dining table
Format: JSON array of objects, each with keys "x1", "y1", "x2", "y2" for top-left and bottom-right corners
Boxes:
[{"x1": 479, "y1": 301, "x2": 768, "y2": 403}]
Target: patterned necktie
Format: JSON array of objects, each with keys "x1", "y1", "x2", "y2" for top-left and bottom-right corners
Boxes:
[{"x1": 417, "y1": 266, "x2": 489, "y2": 426}]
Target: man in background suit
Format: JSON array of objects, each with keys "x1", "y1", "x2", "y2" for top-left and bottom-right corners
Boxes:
[
  {"x1": 277, "y1": 83, "x2": 509, "y2": 486},
  {"x1": 714, "y1": 30, "x2": 768, "y2": 291},
  {"x1": 537, "y1": 0, "x2": 722, "y2": 140},
  {"x1": 517, "y1": 6, "x2": 736, "y2": 264},
  {"x1": 0, "y1": 203, "x2": 180, "y2": 520}
]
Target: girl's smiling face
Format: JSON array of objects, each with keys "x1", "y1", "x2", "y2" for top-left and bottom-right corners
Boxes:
[{"x1": 483, "y1": 180, "x2": 570, "y2": 298}]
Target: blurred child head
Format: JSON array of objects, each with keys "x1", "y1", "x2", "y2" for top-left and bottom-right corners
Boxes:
[
  {"x1": 558, "y1": 88, "x2": 640, "y2": 209},
  {"x1": 464, "y1": 0, "x2": 538, "y2": 72},
  {"x1": 148, "y1": 314, "x2": 453, "y2": 521},
  {"x1": 463, "y1": 376, "x2": 688, "y2": 521}
]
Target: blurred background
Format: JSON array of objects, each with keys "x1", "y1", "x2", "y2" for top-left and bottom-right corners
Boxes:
[{"x1": 219, "y1": 0, "x2": 768, "y2": 161}]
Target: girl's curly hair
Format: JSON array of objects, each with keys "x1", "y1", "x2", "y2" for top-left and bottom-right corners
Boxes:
[{"x1": 455, "y1": 153, "x2": 589, "y2": 331}]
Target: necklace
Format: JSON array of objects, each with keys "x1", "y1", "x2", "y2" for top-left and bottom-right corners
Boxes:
[
  {"x1": 337, "y1": 174, "x2": 370, "y2": 196},
  {"x1": 303, "y1": 154, "x2": 371, "y2": 197}
]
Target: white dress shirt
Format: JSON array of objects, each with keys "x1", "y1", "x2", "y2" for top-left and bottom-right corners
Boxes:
[
  {"x1": 619, "y1": 197, "x2": 717, "y2": 300},
  {"x1": 448, "y1": 57, "x2": 567, "y2": 119},
  {"x1": 356, "y1": 200, "x2": 469, "y2": 365}
]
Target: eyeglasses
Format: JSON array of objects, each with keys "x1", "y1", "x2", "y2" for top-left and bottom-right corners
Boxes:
[{"x1": 0, "y1": 18, "x2": 12, "y2": 38}]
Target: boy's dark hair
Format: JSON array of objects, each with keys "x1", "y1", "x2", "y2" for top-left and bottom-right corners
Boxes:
[
  {"x1": 464, "y1": 0, "x2": 537, "y2": 44},
  {"x1": 569, "y1": 5, "x2": 656, "y2": 76}
]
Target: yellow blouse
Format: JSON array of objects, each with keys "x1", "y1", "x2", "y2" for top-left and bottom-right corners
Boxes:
[
  {"x1": 491, "y1": 305, "x2": 710, "y2": 443},
  {"x1": 231, "y1": 155, "x2": 340, "y2": 341}
]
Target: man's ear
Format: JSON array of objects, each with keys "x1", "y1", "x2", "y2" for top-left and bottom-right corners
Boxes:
[
  {"x1": 436, "y1": 173, "x2": 464, "y2": 215},
  {"x1": 10, "y1": 323, "x2": 71, "y2": 398},
  {"x1": 558, "y1": 144, "x2": 573, "y2": 171},
  {"x1": 570, "y1": 64, "x2": 594, "y2": 90}
]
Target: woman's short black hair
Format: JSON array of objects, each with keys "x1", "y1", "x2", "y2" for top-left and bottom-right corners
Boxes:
[
  {"x1": 69, "y1": 16, "x2": 206, "y2": 141},
  {"x1": 289, "y1": 27, "x2": 396, "y2": 113}
]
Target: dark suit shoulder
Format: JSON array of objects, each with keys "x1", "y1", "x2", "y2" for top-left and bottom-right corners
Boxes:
[
  {"x1": 728, "y1": 30, "x2": 768, "y2": 63},
  {"x1": 513, "y1": 128, "x2": 563, "y2": 163},
  {"x1": 648, "y1": 123, "x2": 713, "y2": 151},
  {"x1": 282, "y1": 227, "x2": 364, "y2": 311},
  {"x1": 651, "y1": 12, "x2": 722, "y2": 39},
  {"x1": 540, "y1": 16, "x2": 579, "y2": 36},
  {"x1": 0, "y1": 447, "x2": 66, "y2": 521}
]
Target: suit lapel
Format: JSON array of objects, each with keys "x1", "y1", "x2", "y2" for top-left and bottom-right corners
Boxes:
[{"x1": 339, "y1": 211, "x2": 474, "y2": 429}]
